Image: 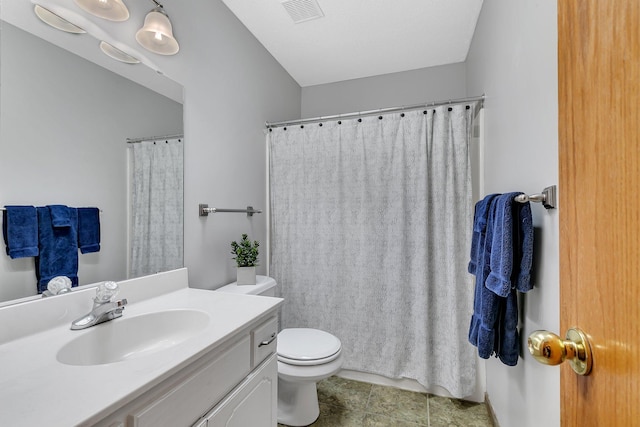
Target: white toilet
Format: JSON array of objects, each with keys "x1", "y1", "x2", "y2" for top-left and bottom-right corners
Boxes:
[{"x1": 216, "y1": 276, "x2": 343, "y2": 426}]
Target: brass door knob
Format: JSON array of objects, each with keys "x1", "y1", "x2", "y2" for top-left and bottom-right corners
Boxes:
[{"x1": 527, "y1": 328, "x2": 593, "y2": 375}]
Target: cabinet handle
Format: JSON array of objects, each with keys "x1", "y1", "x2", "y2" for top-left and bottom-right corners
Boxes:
[{"x1": 259, "y1": 332, "x2": 277, "y2": 347}]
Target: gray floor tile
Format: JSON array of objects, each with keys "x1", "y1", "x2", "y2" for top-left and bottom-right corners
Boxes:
[
  {"x1": 278, "y1": 377, "x2": 492, "y2": 427},
  {"x1": 366, "y1": 384, "x2": 429, "y2": 425},
  {"x1": 278, "y1": 402, "x2": 366, "y2": 427},
  {"x1": 428, "y1": 395, "x2": 492, "y2": 427},
  {"x1": 317, "y1": 376, "x2": 373, "y2": 412},
  {"x1": 362, "y1": 412, "x2": 428, "y2": 426}
]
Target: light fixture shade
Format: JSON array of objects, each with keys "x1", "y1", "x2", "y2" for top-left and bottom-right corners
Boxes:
[
  {"x1": 100, "y1": 41, "x2": 140, "y2": 64},
  {"x1": 74, "y1": 0, "x2": 130, "y2": 22},
  {"x1": 135, "y1": 9, "x2": 179, "y2": 55},
  {"x1": 34, "y1": 5, "x2": 86, "y2": 34}
]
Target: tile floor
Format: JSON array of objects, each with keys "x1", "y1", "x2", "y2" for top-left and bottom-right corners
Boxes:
[{"x1": 278, "y1": 376, "x2": 493, "y2": 427}]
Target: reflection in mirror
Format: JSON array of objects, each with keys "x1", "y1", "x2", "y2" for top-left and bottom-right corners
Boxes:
[
  {"x1": 129, "y1": 136, "x2": 184, "y2": 278},
  {"x1": 0, "y1": 21, "x2": 184, "y2": 304}
]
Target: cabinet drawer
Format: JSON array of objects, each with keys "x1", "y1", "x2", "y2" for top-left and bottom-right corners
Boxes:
[
  {"x1": 130, "y1": 336, "x2": 251, "y2": 427},
  {"x1": 251, "y1": 317, "x2": 278, "y2": 368}
]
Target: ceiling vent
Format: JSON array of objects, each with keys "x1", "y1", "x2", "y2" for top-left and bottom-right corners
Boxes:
[{"x1": 281, "y1": 0, "x2": 324, "y2": 24}]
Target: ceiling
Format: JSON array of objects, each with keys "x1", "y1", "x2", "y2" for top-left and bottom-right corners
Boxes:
[
  {"x1": 1, "y1": 0, "x2": 484, "y2": 93},
  {"x1": 220, "y1": 0, "x2": 484, "y2": 87}
]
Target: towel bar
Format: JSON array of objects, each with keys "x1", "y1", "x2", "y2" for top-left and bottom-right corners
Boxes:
[
  {"x1": 199, "y1": 204, "x2": 262, "y2": 217},
  {"x1": 514, "y1": 185, "x2": 557, "y2": 210}
]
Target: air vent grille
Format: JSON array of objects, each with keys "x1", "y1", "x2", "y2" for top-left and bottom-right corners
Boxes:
[{"x1": 281, "y1": 0, "x2": 324, "y2": 24}]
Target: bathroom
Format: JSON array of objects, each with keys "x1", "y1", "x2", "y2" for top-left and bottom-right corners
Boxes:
[{"x1": 1, "y1": 1, "x2": 635, "y2": 426}]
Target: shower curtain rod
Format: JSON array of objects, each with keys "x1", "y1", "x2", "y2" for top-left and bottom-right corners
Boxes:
[
  {"x1": 126, "y1": 133, "x2": 184, "y2": 144},
  {"x1": 265, "y1": 94, "x2": 485, "y2": 129}
]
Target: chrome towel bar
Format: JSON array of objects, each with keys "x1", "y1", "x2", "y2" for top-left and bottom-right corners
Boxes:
[
  {"x1": 514, "y1": 185, "x2": 557, "y2": 210},
  {"x1": 199, "y1": 204, "x2": 262, "y2": 217}
]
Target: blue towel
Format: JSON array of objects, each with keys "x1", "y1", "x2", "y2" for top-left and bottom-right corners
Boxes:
[
  {"x1": 468, "y1": 192, "x2": 535, "y2": 365},
  {"x1": 77, "y1": 207, "x2": 101, "y2": 254},
  {"x1": 48, "y1": 205, "x2": 72, "y2": 228},
  {"x1": 495, "y1": 196, "x2": 534, "y2": 366},
  {"x1": 485, "y1": 193, "x2": 534, "y2": 296},
  {"x1": 2, "y1": 206, "x2": 39, "y2": 259},
  {"x1": 485, "y1": 193, "x2": 520, "y2": 297},
  {"x1": 468, "y1": 196, "x2": 501, "y2": 358},
  {"x1": 497, "y1": 291, "x2": 520, "y2": 366},
  {"x1": 36, "y1": 206, "x2": 78, "y2": 293},
  {"x1": 468, "y1": 194, "x2": 500, "y2": 275},
  {"x1": 515, "y1": 201, "x2": 534, "y2": 292}
]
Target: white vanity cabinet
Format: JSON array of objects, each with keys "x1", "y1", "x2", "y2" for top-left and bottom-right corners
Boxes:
[
  {"x1": 0, "y1": 269, "x2": 284, "y2": 426},
  {"x1": 95, "y1": 315, "x2": 279, "y2": 427},
  {"x1": 194, "y1": 354, "x2": 277, "y2": 427}
]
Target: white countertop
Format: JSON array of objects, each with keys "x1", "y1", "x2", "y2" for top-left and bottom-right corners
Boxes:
[{"x1": 0, "y1": 269, "x2": 282, "y2": 426}]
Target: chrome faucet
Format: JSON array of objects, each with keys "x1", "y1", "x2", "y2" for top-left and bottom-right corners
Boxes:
[{"x1": 70, "y1": 281, "x2": 128, "y2": 330}]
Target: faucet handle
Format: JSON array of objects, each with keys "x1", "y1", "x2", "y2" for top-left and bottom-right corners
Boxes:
[
  {"x1": 46, "y1": 276, "x2": 72, "y2": 296},
  {"x1": 95, "y1": 281, "x2": 119, "y2": 303}
]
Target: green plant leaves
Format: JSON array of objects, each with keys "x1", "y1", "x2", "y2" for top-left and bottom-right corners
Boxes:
[{"x1": 230, "y1": 233, "x2": 260, "y2": 267}]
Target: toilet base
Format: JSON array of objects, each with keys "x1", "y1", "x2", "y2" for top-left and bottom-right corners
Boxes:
[
  {"x1": 275, "y1": 333, "x2": 343, "y2": 426},
  {"x1": 277, "y1": 377, "x2": 319, "y2": 426}
]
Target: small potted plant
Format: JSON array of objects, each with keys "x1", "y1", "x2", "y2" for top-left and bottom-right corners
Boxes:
[{"x1": 231, "y1": 233, "x2": 259, "y2": 285}]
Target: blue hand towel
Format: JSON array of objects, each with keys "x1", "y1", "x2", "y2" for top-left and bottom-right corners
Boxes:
[
  {"x1": 515, "y1": 202, "x2": 534, "y2": 292},
  {"x1": 485, "y1": 193, "x2": 523, "y2": 297},
  {"x1": 77, "y1": 207, "x2": 101, "y2": 254},
  {"x1": 2, "y1": 206, "x2": 39, "y2": 259},
  {"x1": 36, "y1": 206, "x2": 78, "y2": 293},
  {"x1": 468, "y1": 194, "x2": 500, "y2": 275},
  {"x1": 469, "y1": 196, "x2": 501, "y2": 358},
  {"x1": 497, "y1": 291, "x2": 520, "y2": 366},
  {"x1": 48, "y1": 205, "x2": 72, "y2": 228},
  {"x1": 495, "y1": 199, "x2": 534, "y2": 365}
]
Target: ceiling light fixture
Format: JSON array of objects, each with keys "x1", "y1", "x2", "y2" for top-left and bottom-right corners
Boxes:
[
  {"x1": 73, "y1": 0, "x2": 130, "y2": 22},
  {"x1": 34, "y1": 5, "x2": 86, "y2": 34},
  {"x1": 99, "y1": 41, "x2": 141, "y2": 64},
  {"x1": 135, "y1": 0, "x2": 179, "y2": 56}
]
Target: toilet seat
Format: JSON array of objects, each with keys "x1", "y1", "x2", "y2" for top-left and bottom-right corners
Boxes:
[{"x1": 278, "y1": 328, "x2": 342, "y2": 366}]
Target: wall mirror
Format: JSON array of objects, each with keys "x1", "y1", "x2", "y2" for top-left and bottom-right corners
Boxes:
[{"x1": 0, "y1": 3, "x2": 184, "y2": 305}]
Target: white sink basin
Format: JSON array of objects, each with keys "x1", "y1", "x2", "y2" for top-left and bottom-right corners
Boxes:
[{"x1": 57, "y1": 309, "x2": 210, "y2": 366}]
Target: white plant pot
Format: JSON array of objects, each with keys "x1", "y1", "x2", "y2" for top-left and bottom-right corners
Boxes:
[{"x1": 237, "y1": 266, "x2": 256, "y2": 285}]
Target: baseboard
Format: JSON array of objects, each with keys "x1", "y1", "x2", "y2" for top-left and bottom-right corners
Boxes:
[{"x1": 485, "y1": 392, "x2": 499, "y2": 427}]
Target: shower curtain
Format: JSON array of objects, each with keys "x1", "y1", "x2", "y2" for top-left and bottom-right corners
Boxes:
[
  {"x1": 130, "y1": 137, "x2": 183, "y2": 278},
  {"x1": 269, "y1": 105, "x2": 477, "y2": 398}
]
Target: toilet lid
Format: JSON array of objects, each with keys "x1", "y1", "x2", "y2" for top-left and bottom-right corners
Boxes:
[{"x1": 278, "y1": 328, "x2": 342, "y2": 362}]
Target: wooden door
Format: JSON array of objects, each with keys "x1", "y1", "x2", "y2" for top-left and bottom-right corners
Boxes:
[{"x1": 558, "y1": 1, "x2": 640, "y2": 425}]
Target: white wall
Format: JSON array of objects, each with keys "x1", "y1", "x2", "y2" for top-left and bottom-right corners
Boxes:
[
  {"x1": 301, "y1": 63, "x2": 466, "y2": 117},
  {"x1": 0, "y1": 23, "x2": 183, "y2": 302},
  {"x1": 466, "y1": 2, "x2": 560, "y2": 426},
  {"x1": 154, "y1": 1, "x2": 301, "y2": 290}
]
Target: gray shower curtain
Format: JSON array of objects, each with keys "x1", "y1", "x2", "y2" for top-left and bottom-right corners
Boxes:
[
  {"x1": 130, "y1": 137, "x2": 183, "y2": 278},
  {"x1": 269, "y1": 105, "x2": 477, "y2": 398}
]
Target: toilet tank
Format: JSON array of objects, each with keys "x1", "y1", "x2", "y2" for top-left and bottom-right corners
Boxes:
[{"x1": 215, "y1": 275, "x2": 277, "y2": 296}]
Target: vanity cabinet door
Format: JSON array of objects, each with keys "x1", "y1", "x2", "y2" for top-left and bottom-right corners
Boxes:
[
  {"x1": 205, "y1": 354, "x2": 277, "y2": 427},
  {"x1": 251, "y1": 316, "x2": 278, "y2": 368},
  {"x1": 129, "y1": 336, "x2": 251, "y2": 427}
]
